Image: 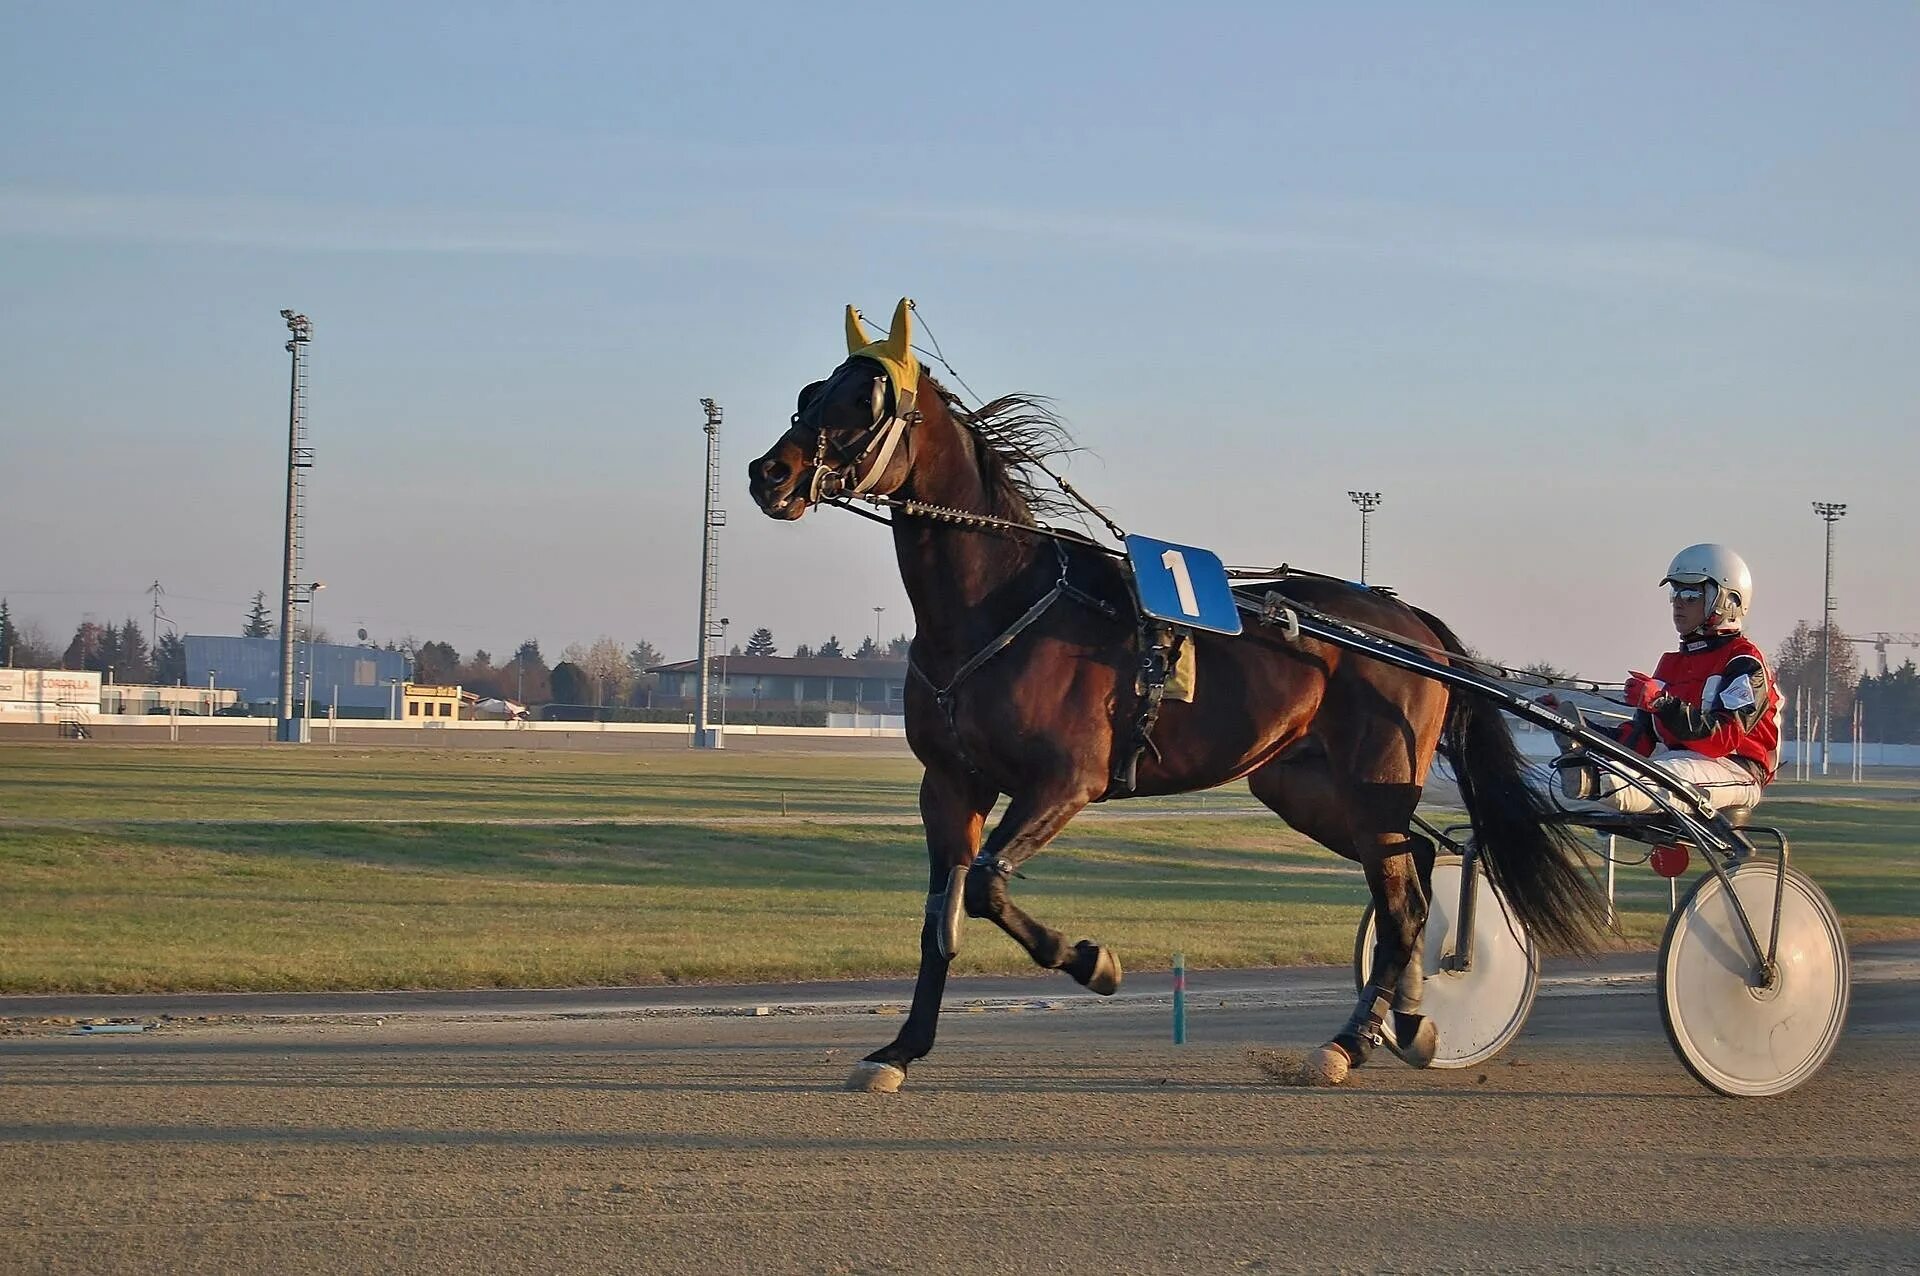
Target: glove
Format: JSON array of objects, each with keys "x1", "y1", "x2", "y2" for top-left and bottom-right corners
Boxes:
[{"x1": 1623, "y1": 670, "x2": 1665, "y2": 711}]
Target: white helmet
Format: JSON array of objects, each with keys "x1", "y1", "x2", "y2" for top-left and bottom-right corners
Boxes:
[{"x1": 1661, "y1": 543, "x2": 1752, "y2": 629}]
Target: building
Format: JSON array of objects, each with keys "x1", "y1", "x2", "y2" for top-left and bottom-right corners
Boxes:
[
  {"x1": 0, "y1": 668, "x2": 102, "y2": 725},
  {"x1": 648, "y1": 655, "x2": 907, "y2": 713},
  {"x1": 183, "y1": 636, "x2": 410, "y2": 715},
  {"x1": 401, "y1": 683, "x2": 475, "y2": 722}
]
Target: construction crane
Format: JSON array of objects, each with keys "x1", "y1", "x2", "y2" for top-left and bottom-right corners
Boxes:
[{"x1": 1844, "y1": 632, "x2": 1920, "y2": 677}]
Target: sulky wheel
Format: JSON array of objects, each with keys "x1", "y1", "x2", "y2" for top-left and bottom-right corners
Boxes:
[
  {"x1": 1658, "y1": 860, "x2": 1850, "y2": 1097},
  {"x1": 1355, "y1": 854, "x2": 1540, "y2": 1069}
]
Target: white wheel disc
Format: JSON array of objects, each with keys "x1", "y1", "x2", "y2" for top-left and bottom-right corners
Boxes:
[
  {"x1": 1356, "y1": 856, "x2": 1540, "y2": 1069},
  {"x1": 1659, "y1": 861, "x2": 1850, "y2": 1097}
]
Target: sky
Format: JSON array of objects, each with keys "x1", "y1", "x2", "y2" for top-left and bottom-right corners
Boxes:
[{"x1": 3, "y1": 3, "x2": 1916, "y2": 679}]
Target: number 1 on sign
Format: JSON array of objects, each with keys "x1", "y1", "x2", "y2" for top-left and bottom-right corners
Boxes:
[{"x1": 1161, "y1": 549, "x2": 1200, "y2": 617}]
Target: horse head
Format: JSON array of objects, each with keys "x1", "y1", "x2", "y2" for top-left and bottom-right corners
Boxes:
[{"x1": 749, "y1": 298, "x2": 921, "y2": 520}]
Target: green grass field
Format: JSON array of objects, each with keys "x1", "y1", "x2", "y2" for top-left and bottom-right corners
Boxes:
[{"x1": 1, "y1": 745, "x2": 1915, "y2": 993}]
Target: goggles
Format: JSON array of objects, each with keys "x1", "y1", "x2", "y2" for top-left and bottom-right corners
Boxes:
[{"x1": 1669, "y1": 585, "x2": 1708, "y2": 603}]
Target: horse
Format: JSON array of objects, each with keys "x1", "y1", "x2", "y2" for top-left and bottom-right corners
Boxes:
[{"x1": 748, "y1": 300, "x2": 1605, "y2": 1092}]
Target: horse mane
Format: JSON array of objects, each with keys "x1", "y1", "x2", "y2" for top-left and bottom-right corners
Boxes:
[{"x1": 925, "y1": 377, "x2": 1081, "y2": 522}]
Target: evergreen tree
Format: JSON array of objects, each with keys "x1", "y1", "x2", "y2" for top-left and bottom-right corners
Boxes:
[
  {"x1": 117, "y1": 619, "x2": 153, "y2": 683},
  {"x1": 1856, "y1": 659, "x2": 1920, "y2": 745},
  {"x1": 154, "y1": 632, "x2": 188, "y2": 685},
  {"x1": 413, "y1": 640, "x2": 461, "y2": 685},
  {"x1": 506, "y1": 640, "x2": 551, "y2": 704},
  {"x1": 817, "y1": 635, "x2": 845, "y2": 659},
  {"x1": 887, "y1": 634, "x2": 911, "y2": 658},
  {"x1": 244, "y1": 591, "x2": 273, "y2": 638},
  {"x1": 0, "y1": 598, "x2": 16, "y2": 666},
  {"x1": 626, "y1": 639, "x2": 662, "y2": 677},
  {"x1": 549, "y1": 660, "x2": 593, "y2": 705},
  {"x1": 792, "y1": 643, "x2": 813, "y2": 659},
  {"x1": 853, "y1": 635, "x2": 881, "y2": 659},
  {"x1": 745, "y1": 627, "x2": 777, "y2": 657}
]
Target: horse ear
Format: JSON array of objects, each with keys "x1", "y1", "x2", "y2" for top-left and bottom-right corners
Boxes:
[
  {"x1": 878, "y1": 298, "x2": 913, "y2": 363},
  {"x1": 845, "y1": 305, "x2": 871, "y2": 355}
]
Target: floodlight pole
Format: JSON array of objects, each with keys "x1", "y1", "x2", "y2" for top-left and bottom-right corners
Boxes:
[
  {"x1": 694, "y1": 399, "x2": 726, "y2": 748},
  {"x1": 1348, "y1": 491, "x2": 1382, "y2": 584},
  {"x1": 1813, "y1": 501, "x2": 1847, "y2": 776},
  {"x1": 276, "y1": 310, "x2": 314, "y2": 743},
  {"x1": 301, "y1": 581, "x2": 325, "y2": 726}
]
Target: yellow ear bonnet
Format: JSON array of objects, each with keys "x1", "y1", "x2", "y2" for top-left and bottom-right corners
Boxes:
[{"x1": 842, "y1": 298, "x2": 919, "y2": 401}]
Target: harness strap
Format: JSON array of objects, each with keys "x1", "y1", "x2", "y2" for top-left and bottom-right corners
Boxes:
[
  {"x1": 911, "y1": 581, "x2": 1066, "y2": 703},
  {"x1": 909, "y1": 539, "x2": 1115, "y2": 774},
  {"x1": 850, "y1": 383, "x2": 914, "y2": 495},
  {"x1": 1106, "y1": 621, "x2": 1174, "y2": 799}
]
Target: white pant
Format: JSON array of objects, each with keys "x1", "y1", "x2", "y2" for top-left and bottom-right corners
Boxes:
[{"x1": 1532, "y1": 747, "x2": 1763, "y2": 818}]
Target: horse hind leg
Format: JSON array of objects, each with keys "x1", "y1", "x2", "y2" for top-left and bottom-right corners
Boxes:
[
  {"x1": 1251, "y1": 758, "x2": 1436, "y2": 1074},
  {"x1": 1368, "y1": 839, "x2": 1441, "y2": 1067}
]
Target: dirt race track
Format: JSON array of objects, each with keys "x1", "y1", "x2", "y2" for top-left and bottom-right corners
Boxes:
[{"x1": 5, "y1": 953, "x2": 1919, "y2": 1275}]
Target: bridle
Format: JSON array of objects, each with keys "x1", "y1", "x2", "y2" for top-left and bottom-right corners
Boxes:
[{"x1": 791, "y1": 359, "x2": 919, "y2": 504}]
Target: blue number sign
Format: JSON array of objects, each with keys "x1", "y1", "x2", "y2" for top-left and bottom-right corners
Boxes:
[{"x1": 1125, "y1": 534, "x2": 1242, "y2": 636}]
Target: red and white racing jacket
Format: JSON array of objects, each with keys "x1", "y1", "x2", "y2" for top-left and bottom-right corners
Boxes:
[{"x1": 1613, "y1": 632, "x2": 1780, "y2": 782}]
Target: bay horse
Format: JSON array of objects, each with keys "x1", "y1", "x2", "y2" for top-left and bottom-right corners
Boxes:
[{"x1": 748, "y1": 300, "x2": 1604, "y2": 1091}]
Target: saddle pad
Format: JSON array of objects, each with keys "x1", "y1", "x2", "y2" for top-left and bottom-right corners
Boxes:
[{"x1": 1166, "y1": 633, "x2": 1197, "y2": 703}]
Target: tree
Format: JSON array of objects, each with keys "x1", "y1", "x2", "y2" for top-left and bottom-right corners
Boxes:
[
  {"x1": 853, "y1": 635, "x2": 881, "y2": 660},
  {"x1": 63, "y1": 622, "x2": 107, "y2": 673},
  {"x1": 243, "y1": 591, "x2": 273, "y2": 638},
  {"x1": 817, "y1": 635, "x2": 845, "y2": 659},
  {"x1": 1773, "y1": 619, "x2": 1860, "y2": 724},
  {"x1": 745, "y1": 627, "x2": 777, "y2": 657},
  {"x1": 414, "y1": 640, "x2": 461, "y2": 685},
  {"x1": 1856, "y1": 659, "x2": 1920, "y2": 745},
  {"x1": 887, "y1": 634, "x2": 911, "y2": 658},
  {"x1": 153, "y1": 632, "x2": 188, "y2": 685},
  {"x1": 581, "y1": 636, "x2": 631, "y2": 707},
  {"x1": 624, "y1": 639, "x2": 662, "y2": 707},
  {"x1": 549, "y1": 660, "x2": 593, "y2": 706},
  {"x1": 627, "y1": 639, "x2": 662, "y2": 676},
  {"x1": 504, "y1": 640, "x2": 551, "y2": 704},
  {"x1": 0, "y1": 598, "x2": 16, "y2": 666},
  {"x1": 9, "y1": 617, "x2": 60, "y2": 668},
  {"x1": 116, "y1": 619, "x2": 153, "y2": 684},
  {"x1": 792, "y1": 643, "x2": 813, "y2": 660},
  {"x1": 456, "y1": 650, "x2": 505, "y2": 699}
]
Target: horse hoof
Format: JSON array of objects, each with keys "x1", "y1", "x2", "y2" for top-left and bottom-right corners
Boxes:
[
  {"x1": 1393, "y1": 1013, "x2": 1439, "y2": 1069},
  {"x1": 1067, "y1": 940, "x2": 1121, "y2": 990},
  {"x1": 844, "y1": 1061, "x2": 906, "y2": 1093},
  {"x1": 1089, "y1": 946, "x2": 1123, "y2": 996},
  {"x1": 1305, "y1": 1045, "x2": 1350, "y2": 1086}
]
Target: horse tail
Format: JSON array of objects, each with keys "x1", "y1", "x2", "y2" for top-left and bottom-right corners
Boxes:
[{"x1": 1411, "y1": 606, "x2": 1608, "y2": 954}]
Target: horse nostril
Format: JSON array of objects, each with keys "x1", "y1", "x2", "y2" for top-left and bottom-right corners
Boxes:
[{"x1": 758, "y1": 458, "x2": 790, "y2": 486}]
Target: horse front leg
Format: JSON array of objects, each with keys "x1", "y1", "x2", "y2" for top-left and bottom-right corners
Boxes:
[
  {"x1": 846, "y1": 767, "x2": 995, "y2": 1093},
  {"x1": 961, "y1": 781, "x2": 1122, "y2": 996}
]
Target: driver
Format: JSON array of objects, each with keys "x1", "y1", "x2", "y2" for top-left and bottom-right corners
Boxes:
[{"x1": 1552, "y1": 544, "x2": 1779, "y2": 815}]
